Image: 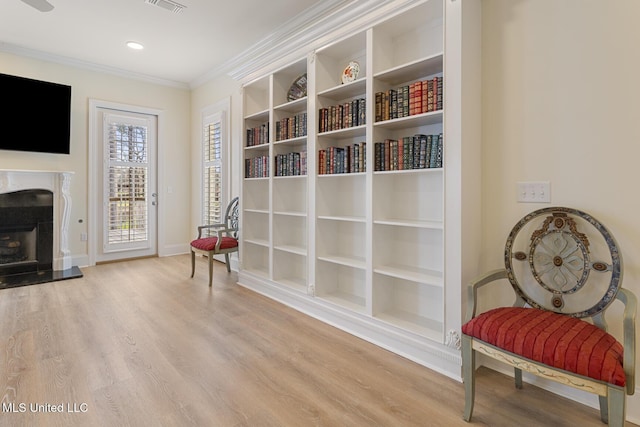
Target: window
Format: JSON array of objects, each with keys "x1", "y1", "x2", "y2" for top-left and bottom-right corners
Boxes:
[
  {"x1": 201, "y1": 103, "x2": 228, "y2": 236},
  {"x1": 203, "y1": 116, "x2": 222, "y2": 233}
]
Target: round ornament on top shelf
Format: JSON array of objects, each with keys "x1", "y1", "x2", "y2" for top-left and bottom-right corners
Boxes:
[
  {"x1": 287, "y1": 74, "x2": 307, "y2": 101},
  {"x1": 341, "y1": 61, "x2": 360, "y2": 84}
]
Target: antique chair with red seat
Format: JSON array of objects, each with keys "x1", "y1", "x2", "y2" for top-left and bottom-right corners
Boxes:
[
  {"x1": 461, "y1": 207, "x2": 636, "y2": 426},
  {"x1": 190, "y1": 197, "x2": 239, "y2": 287}
]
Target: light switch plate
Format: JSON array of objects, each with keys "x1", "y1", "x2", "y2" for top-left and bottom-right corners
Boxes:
[{"x1": 517, "y1": 181, "x2": 551, "y2": 203}]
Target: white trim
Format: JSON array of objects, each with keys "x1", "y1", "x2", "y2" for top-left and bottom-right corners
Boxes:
[
  {"x1": 0, "y1": 170, "x2": 74, "y2": 271},
  {"x1": 161, "y1": 244, "x2": 190, "y2": 257},
  {"x1": 88, "y1": 99, "x2": 165, "y2": 265},
  {"x1": 1, "y1": 1, "x2": 422, "y2": 89},
  {"x1": 195, "y1": 98, "x2": 232, "y2": 227},
  {"x1": 215, "y1": 0, "x2": 425, "y2": 84},
  {"x1": 196, "y1": 98, "x2": 232, "y2": 264}
]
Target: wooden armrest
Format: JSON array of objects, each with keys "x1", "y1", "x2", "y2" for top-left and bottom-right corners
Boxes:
[
  {"x1": 197, "y1": 223, "x2": 227, "y2": 238},
  {"x1": 617, "y1": 288, "x2": 637, "y2": 394},
  {"x1": 465, "y1": 269, "x2": 509, "y2": 322}
]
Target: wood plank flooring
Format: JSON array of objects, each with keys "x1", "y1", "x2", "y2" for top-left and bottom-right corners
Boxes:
[{"x1": 0, "y1": 255, "x2": 634, "y2": 426}]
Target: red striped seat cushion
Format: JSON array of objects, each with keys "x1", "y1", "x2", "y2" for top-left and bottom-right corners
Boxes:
[
  {"x1": 461, "y1": 307, "x2": 626, "y2": 386},
  {"x1": 190, "y1": 236, "x2": 238, "y2": 251}
]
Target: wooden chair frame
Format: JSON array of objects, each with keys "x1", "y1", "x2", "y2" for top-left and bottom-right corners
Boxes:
[
  {"x1": 462, "y1": 207, "x2": 636, "y2": 426},
  {"x1": 190, "y1": 197, "x2": 239, "y2": 287}
]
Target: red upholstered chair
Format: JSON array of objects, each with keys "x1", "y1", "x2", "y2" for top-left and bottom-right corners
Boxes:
[
  {"x1": 190, "y1": 197, "x2": 239, "y2": 287},
  {"x1": 462, "y1": 207, "x2": 636, "y2": 426}
]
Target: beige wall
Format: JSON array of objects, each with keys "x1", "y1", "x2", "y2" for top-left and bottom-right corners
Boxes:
[
  {"x1": 482, "y1": 0, "x2": 640, "y2": 411},
  {"x1": 0, "y1": 51, "x2": 191, "y2": 264},
  {"x1": 482, "y1": 0, "x2": 640, "y2": 294},
  {"x1": 2, "y1": 0, "x2": 639, "y2": 417}
]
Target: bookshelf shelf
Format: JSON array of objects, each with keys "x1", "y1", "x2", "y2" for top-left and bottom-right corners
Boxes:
[
  {"x1": 244, "y1": 208, "x2": 269, "y2": 215},
  {"x1": 273, "y1": 136, "x2": 307, "y2": 147},
  {"x1": 318, "y1": 292, "x2": 367, "y2": 314},
  {"x1": 274, "y1": 244, "x2": 307, "y2": 256},
  {"x1": 239, "y1": 0, "x2": 481, "y2": 375},
  {"x1": 374, "y1": 54, "x2": 444, "y2": 86},
  {"x1": 317, "y1": 255, "x2": 366, "y2": 270},
  {"x1": 244, "y1": 238, "x2": 270, "y2": 248},
  {"x1": 373, "y1": 168, "x2": 442, "y2": 176},
  {"x1": 274, "y1": 96, "x2": 307, "y2": 113},
  {"x1": 374, "y1": 111, "x2": 443, "y2": 129},
  {"x1": 317, "y1": 215, "x2": 365, "y2": 223},
  {"x1": 317, "y1": 78, "x2": 366, "y2": 100},
  {"x1": 273, "y1": 210, "x2": 307, "y2": 217},
  {"x1": 317, "y1": 125, "x2": 366, "y2": 139},
  {"x1": 373, "y1": 218, "x2": 443, "y2": 229},
  {"x1": 244, "y1": 144, "x2": 269, "y2": 152},
  {"x1": 275, "y1": 277, "x2": 308, "y2": 293},
  {"x1": 375, "y1": 311, "x2": 443, "y2": 342},
  {"x1": 244, "y1": 109, "x2": 269, "y2": 121},
  {"x1": 374, "y1": 264, "x2": 443, "y2": 287}
]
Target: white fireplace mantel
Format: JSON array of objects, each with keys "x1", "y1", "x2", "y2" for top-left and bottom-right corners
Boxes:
[{"x1": 0, "y1": 169, "x2": 74, "y2": 271}]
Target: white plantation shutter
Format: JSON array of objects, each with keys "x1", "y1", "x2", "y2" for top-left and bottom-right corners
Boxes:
[
  {"x1": 105, "y1": 116, "x2": 150, "y2": 249},
  {"x1": 202, "y1": 112, "x2": 224, "y2": 235}
]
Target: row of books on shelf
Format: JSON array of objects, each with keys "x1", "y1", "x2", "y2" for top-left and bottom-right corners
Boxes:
[
  {"x1": 374, "y1": 134, "x2": 443, "y2": 171},
  {"x1": 318, "y1": 98, "x2": 366, "y2": 133},
  {"x1": 375, "y1": 77, "x2": 443, "y2": 122},
  {"x1": 275, "y1": 151, "x2": 307, "y2": 177},
  {"x1": 318, "y1": 142, "x2": 366, "y2": 175},
  {"x1": 246, "y1": 122, "x2": 269, "y2": 147},
  {"x1": 245, "y1": 155, "x2": 269, "y2": 178},
  {"x1": 275, "y1": 112, "x2": 307, "y2": 142}
]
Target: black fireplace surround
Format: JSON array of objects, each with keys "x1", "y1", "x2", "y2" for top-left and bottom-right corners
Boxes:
[{"x1": 0, "y1": 189, "x2": 54, "y2": 277}]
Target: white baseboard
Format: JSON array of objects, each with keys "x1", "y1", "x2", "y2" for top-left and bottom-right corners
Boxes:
[
  {"x1": 71, "y1": 254, "x2": 90, "y2": 268},
  {"x1": 159, "y1": 244, "x2": 189, "y2": 257}
]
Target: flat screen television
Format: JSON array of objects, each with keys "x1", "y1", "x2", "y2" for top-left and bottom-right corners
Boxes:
[{"x1": 0, "y1": 73, "x2": 72, "y2": 155}]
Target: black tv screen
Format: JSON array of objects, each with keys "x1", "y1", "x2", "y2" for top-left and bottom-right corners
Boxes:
[{"x1": 0, "y1": 73, "x2": 71, "y2": 154}]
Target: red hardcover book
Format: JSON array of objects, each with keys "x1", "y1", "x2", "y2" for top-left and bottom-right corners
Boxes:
[
  {"x1": 414, "y1": 81, "x2": 423, "y2": 115},
  {"x1": 432, "y1": 77, "x2": 438, "y2": 112}
]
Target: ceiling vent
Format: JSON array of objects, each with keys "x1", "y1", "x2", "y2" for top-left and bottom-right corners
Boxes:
[{"x1": 144, "y1": 0, "x2": 186, "y2": 14}]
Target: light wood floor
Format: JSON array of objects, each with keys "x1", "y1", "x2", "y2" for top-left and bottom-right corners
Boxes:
[{"x1": 0, "y1": 255, "x2": 634, "y2": 426}]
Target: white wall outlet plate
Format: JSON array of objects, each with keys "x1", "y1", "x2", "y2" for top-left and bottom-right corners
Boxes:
[{"x1": 517, "y1": 181, "x2": 551, "y2": 203}]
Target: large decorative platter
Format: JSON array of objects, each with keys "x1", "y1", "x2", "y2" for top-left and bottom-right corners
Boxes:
[
  {"x1": 341, "y1": 61, "x2": 360, "y2": 84},
  {"x1": 287, "y1": 73, "x2": 307, "y2": 101}
]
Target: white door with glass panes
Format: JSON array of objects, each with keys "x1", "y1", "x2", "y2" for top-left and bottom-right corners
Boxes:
[{"x1": 97, "y1": 109, "x2": 158, "y2": 262}]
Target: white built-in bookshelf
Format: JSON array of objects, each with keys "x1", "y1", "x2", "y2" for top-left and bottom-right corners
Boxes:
[{"x1": 239, "y1": 0, "x2": 481, "y2": 378}]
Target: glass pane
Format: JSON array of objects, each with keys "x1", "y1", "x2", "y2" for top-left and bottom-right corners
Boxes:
[
  {"x1": 202, "y1": 121, "x2": 223, "y2": 236},
  {"x1": 107, "y1": 120, "x2": 149, "y2": 245}
]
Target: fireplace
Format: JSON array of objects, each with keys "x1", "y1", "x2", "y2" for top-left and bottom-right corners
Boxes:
[
  {"x1": 0, "y1": 170, "x2": 82, "y2": 288},
  {"x1": 0, "y1": 189, "x2": 53, "y2": 276}
]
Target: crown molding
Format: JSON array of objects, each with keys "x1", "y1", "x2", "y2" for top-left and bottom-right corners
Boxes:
[
  {"x1": 191, "y1": 0, "x2": 427, "y2": 87},
  {"x1": 2, "y1": 0, "x2": 426, "y2": 91},
  {"x1": 0, "y1": 42, "x2": 190, "y2": 90}
]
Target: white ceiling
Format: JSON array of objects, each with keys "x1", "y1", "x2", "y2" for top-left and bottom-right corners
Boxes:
[{"x1": 0, "y1": 0, "x2": 331, "y2": 87}]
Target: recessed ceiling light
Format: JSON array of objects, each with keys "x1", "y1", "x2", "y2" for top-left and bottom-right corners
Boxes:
[{"x1": 126, "y1": 41, "x2": 144, "y2": 50}]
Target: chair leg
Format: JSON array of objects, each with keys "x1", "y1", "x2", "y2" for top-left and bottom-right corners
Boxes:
[
  {"x1": 607, "y1": 386, "x2": 625, "y2": 427},
  {"x1": 190, "y1": 250, "x2": 195, "y2": 278},
  {"x1": 208, "y1": 252, "x2": 214, "y2": 287},
  {"x1": 514, "y1": 368, "x2": 523, "y2": 389},
  {"x1": 462, "y1": 335, "x2": 475, "y2": 422},
  {"x1": 599, "y1": 395, "x2": 609, "y2": 424},
  {"x1": 224, "y1": 253, "x2": 231, "y2": 272}
]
